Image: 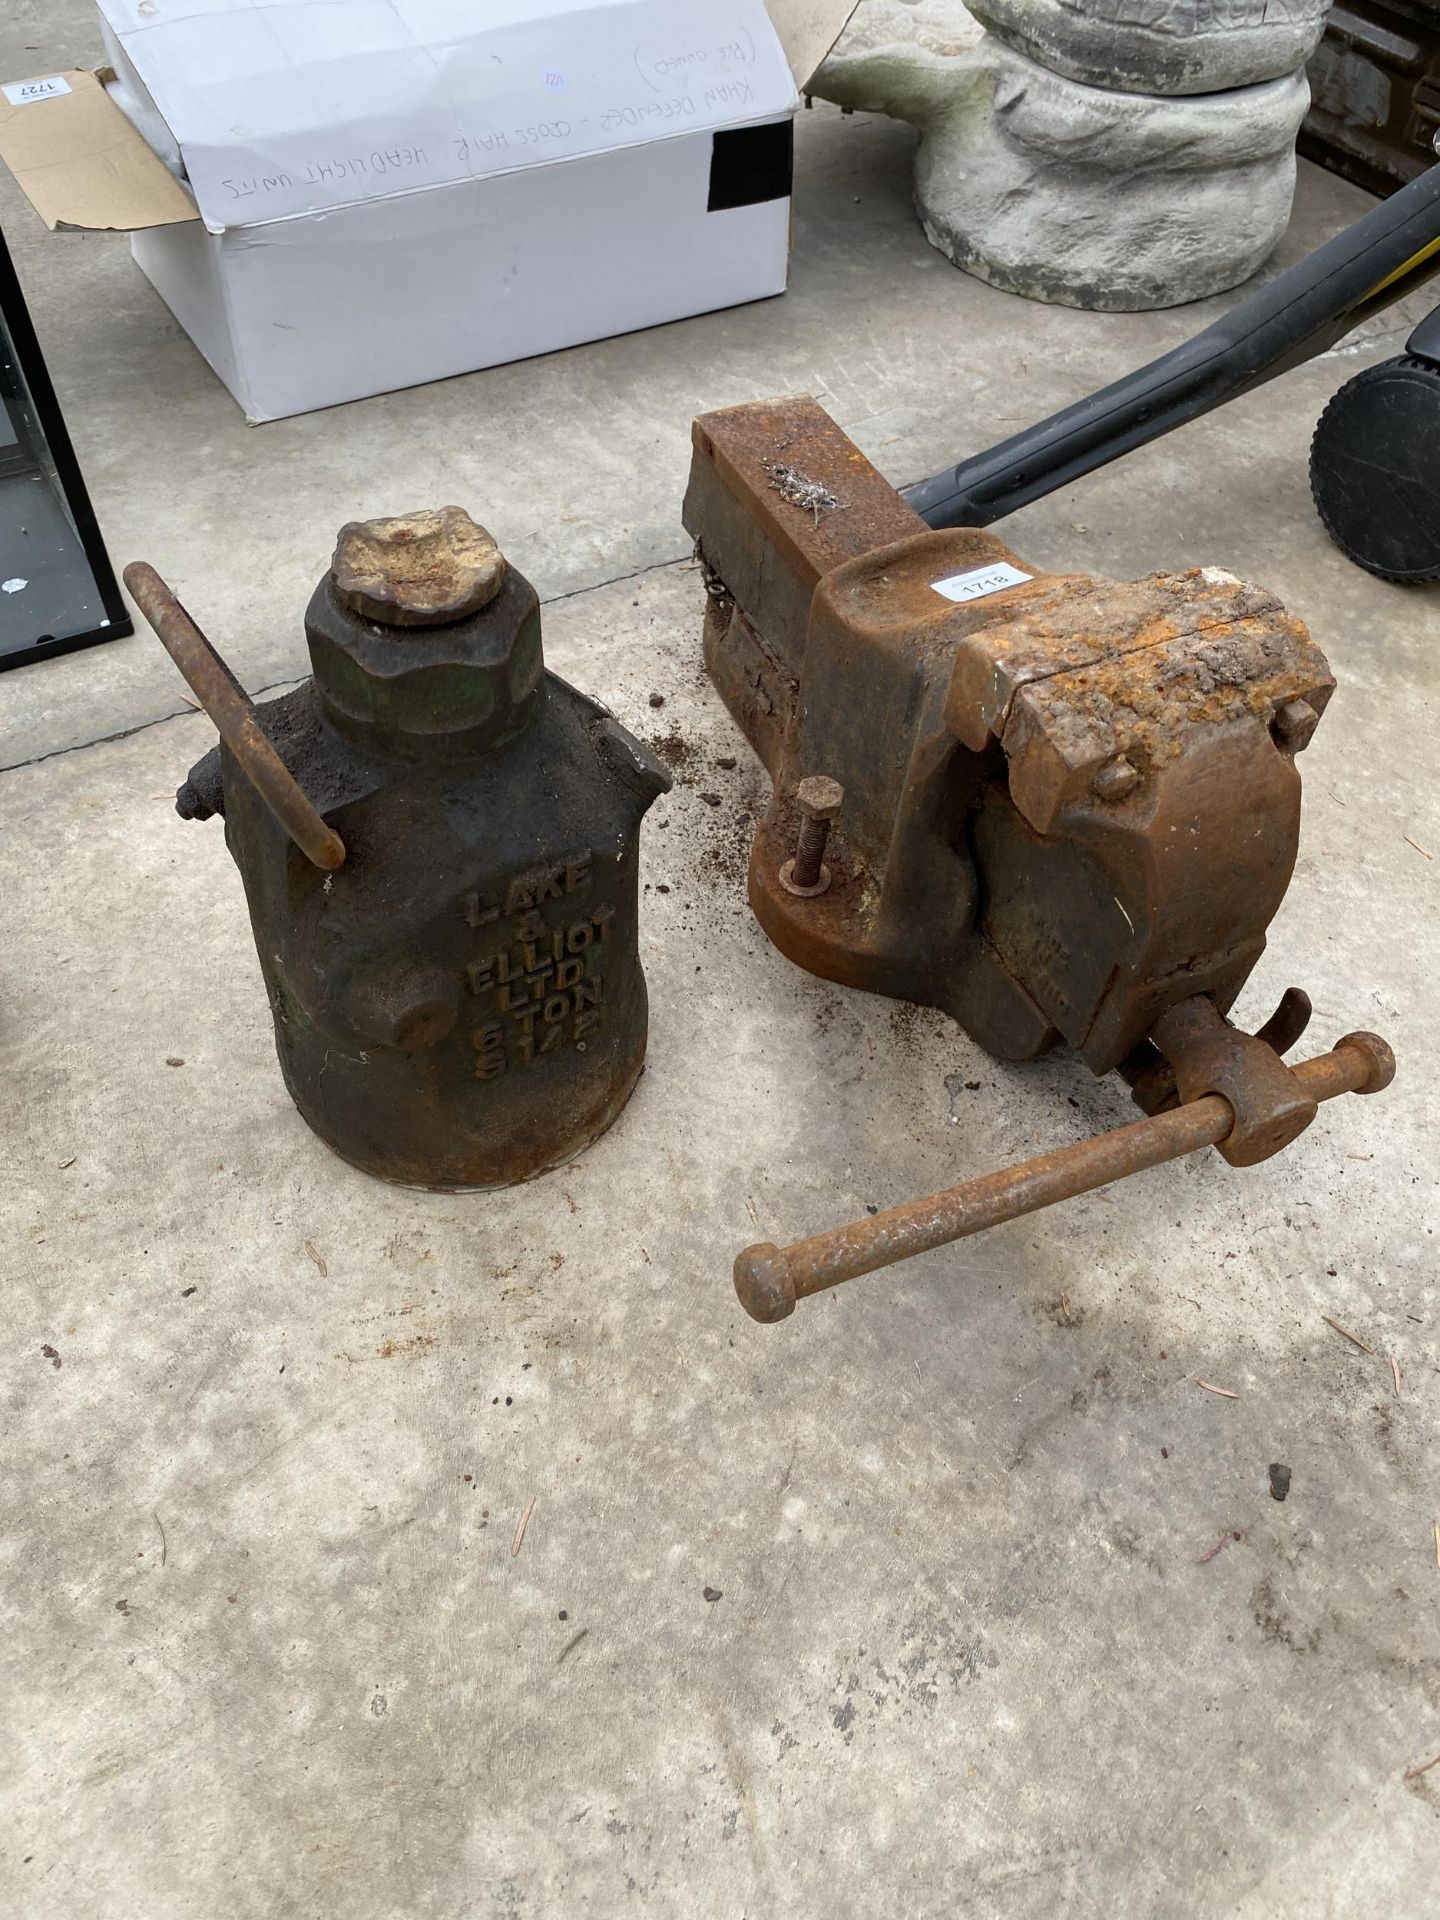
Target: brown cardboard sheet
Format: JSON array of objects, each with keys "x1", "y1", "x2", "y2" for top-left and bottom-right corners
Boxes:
[{"x1": 0, "y1": 67, "x2": 195, "y2": 233}]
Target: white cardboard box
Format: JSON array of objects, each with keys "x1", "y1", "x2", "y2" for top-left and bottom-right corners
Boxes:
[{"x1": 0, "y1": 2, "x2": 852, "y2": 422}]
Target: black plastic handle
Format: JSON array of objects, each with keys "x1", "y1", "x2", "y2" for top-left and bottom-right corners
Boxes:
[{"x1": 904, "y1": 162, "x2": 1440, "y2": 530}]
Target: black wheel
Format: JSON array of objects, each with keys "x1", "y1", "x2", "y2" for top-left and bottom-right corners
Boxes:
[{"x1": 1309, "y1": 354, "x2": 1440, "y2": 583}]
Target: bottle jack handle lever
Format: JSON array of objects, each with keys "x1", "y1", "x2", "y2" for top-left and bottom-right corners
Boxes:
[
  {"x1": 124, "y1": 561, "x2": 346, "y2": 873},
  {"x1": 733, "y1": 1024, "x2": 1395, "y2": 1325}
]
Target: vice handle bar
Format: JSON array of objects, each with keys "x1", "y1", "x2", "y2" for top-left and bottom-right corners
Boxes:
[{"x1": 734, "y1": 1032, "x2": 1395, "y2": 1324}]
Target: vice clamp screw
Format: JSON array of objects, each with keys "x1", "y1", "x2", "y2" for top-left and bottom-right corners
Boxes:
[{"x1": 781, "y1": 776, "x2": 844, "y2": 897}]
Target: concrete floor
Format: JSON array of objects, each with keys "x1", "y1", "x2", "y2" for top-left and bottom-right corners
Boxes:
[{"x1": 3, "y1": 7, "x2": 1439, "y2": 1917}]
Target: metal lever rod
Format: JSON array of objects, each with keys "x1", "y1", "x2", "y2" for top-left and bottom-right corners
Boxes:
[
  {"x1": 734, "y1": 1032, "x2": 1394, "y2": 1324},
  {"x1": 125, "y1": 561, "x2": 346, "y2": 872}
]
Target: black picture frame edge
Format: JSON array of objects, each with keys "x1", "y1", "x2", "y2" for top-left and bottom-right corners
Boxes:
[{"x1": 0, "y1": 220, "x2": 133, "y2": 673}]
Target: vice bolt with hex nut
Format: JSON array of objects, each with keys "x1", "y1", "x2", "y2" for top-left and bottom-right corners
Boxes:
[{"x1": 780, "y1": 776, "x2": 844, "y2": 896}]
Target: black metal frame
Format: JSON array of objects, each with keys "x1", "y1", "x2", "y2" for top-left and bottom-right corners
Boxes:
[{"x1": 0, "y1": 222, "x2": 131, "y2": 669}]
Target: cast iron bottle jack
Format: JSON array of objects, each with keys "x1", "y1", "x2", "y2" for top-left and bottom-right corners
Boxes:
[{"x1": 127, "y1": 507, "x2": 671, "y2": 1189}]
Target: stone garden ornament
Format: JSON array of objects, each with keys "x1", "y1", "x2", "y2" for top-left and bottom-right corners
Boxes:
[{"x1": 814, "y1": 0, "x2": 1332, "y2": 309}]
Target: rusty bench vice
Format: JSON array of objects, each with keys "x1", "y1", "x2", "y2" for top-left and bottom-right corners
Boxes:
[{"x1": 682, "y1": 397, "x2": 1394, "y2": 1323}]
